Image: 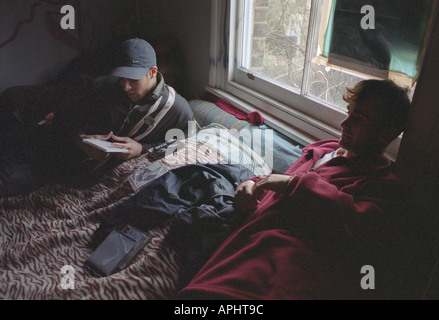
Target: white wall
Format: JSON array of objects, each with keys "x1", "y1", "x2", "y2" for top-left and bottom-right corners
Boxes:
[
  {"x1": 138, "y1": 0, "x2": 212, "y2": 98},
  {"x1": 0, "y1": 0, "x2": 212, "y2": 99},
  {"x1": 0, "y1": 0, "x2": 129, "y2": 93},
  {"x1": 167, "y1": 0, "x2": 212, "y2": 98}
]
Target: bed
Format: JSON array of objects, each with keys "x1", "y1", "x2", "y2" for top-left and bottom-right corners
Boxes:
[
  {"x1": 0, "y1": 122, "x2": 275, "y2": 299},
  {"x1": 1, "y1": 88, "x2": 429, "y2": 300},
  {"x1": 0, "y1": 37, "x2": 308, "y2": 299},
  {"x1": 0, "y1": 89, "x2": 284, "y2": 299}
]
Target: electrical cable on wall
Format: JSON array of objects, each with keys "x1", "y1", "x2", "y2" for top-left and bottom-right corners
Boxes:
[{"x1": 0, "y1": 0, "x2": 83, "y2": 51}]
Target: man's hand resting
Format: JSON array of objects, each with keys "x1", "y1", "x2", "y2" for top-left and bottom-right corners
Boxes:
[
  {"x1": 234, "y1": 174, "x2": 294, "y2": 213},
  {"x1": 234, "y1": 180, "x2": 259, "y2": 213},
  {"x1": 252, "y1": 174, "x2": 294, "y2": 198}
]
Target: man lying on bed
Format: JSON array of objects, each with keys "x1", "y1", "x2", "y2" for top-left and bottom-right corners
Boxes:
[
  {"x1": 178, "y1": 79, "x2": 413, "y2": 300},
  {"x1": 0, "y1": 38, "x2": 193, "y2": 197}
]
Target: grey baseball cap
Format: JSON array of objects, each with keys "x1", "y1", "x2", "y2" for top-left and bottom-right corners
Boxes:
[{"x1": 110, "y1": 38, "x2": 157, "y2": 80}]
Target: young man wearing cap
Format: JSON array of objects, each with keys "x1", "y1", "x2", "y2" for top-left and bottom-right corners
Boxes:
[
  {"x1": 74, "y1": 38, "x2": 194, "y2": 163},
  {"x1": 0, "y1": 38, "x2": 193, "y2": 196}
]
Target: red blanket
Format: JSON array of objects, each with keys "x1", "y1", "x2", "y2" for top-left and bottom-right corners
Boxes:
[
  {"x1": 196, "y1": 92, "x2": 264, "y2": 126},
  {"x1": 178, "y1": 140, "x2": 410, "y2": 299}
]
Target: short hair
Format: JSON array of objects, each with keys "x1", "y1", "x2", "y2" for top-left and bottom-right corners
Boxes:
[{"x1": 343, "y1": 79, "x2": 411, "y2": 134}]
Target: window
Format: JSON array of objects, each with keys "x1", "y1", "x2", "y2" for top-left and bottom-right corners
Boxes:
[
  {"x1": 208, "y1": 0, "x2": 436, "y2": 158},
  {"x1": 240, "y1": 0, "x2": 366, "y2": 111}
]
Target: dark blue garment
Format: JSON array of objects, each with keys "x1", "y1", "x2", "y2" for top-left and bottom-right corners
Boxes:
[
  {"x1": 0, "y1": 111, "x2": 42, "y2": 197},
  {"x1": 0, "y1": 107, "x2": 88, "y2": 197},
  {"x1": 92, "y1": 163, "x2": 255, "y2": 242},
  {"x1": 91, "y1": 163, "x2": 255, "y2": 287}
]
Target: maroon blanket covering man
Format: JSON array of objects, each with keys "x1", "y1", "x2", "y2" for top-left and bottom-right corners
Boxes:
[{"x1": 178, "y1": 79, "x2": 413, "y2": 300}]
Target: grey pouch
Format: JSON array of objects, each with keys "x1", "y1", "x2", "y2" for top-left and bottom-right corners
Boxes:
[{"x1": 85, "y1": 225, "x2": 150, "y2": 277}]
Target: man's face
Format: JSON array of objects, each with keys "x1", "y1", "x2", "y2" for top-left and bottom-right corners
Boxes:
[
  {"x1": 339, "y1": 99, "x2": 386, "y2": 157},
  {"x1": 119, "y1": 68, "x2": 157, "y2": 102}
]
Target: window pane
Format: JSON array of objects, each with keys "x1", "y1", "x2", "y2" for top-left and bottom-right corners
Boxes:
[
  {"x1": 241, "y1": 0, "x2": 419, "y2": 112},
  {"x1": 306, "y1": 63, "x2": 368, "y2": 111},
  {"x1": 242, "y1": 0, "x2": 312, "y2": 92},
  {"x1": 304, "y1": 0, "x2": 367, "y2": 110}
]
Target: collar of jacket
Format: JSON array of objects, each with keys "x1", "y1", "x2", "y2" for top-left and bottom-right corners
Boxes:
[
  {"x1": 303, "y1": 139, "x2": 393, "y2": 174},
  {"x1": 136, "y1": 72, "x2": 166, "y2": 105}
]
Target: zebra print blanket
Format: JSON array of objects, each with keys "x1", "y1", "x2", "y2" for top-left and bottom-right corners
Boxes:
[{"x1": 0, "y1": 140, "x2": 224, "y2": 300}]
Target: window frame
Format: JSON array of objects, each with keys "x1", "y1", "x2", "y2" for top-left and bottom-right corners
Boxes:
[{"x1": 208, "y1": 0, "x2": 402, "y2": 159}]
